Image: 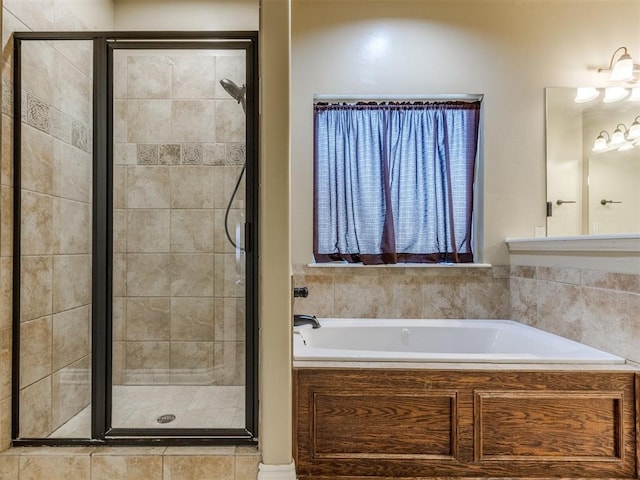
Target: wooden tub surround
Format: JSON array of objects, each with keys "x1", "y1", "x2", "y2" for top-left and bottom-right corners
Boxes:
[{"x1": 293, "y1": 367, "x2": 640, "y2": 479}]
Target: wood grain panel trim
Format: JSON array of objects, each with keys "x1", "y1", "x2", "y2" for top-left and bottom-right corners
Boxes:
[
  {"x1": 474, "y1": 390, "x2": 624, "y2": 463},
  {"x1": 635, "y1": 373, "x2": 640, "y2": 479},
  {"x1": 311, "y1": 390, "x2": 458, "y2": 461}
]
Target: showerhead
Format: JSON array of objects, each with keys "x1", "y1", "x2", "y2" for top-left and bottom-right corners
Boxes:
[{"x1": 220, "y1": 78, "x2": 246, "y2": 112}]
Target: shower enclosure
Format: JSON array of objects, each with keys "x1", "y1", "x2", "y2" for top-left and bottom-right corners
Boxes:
[{"x1": 12, "y1": 32, "x2": 258, "y2": 444}]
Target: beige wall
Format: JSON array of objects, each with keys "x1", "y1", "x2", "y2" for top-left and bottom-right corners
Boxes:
[
  {"x1": 114, "y1": 0, "x2": 259, "y2": 30},
  {"x1": 291, "y1": 0, "x2": 640, "y2": 266}
]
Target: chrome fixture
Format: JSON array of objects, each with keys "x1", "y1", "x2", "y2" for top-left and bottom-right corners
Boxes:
[
  {"x1": 598, "y1": 46, "x2": 640, "y2": 83},
  {"x1": 556, "y1": 199, "x2": 576, "y2": 206},
  {"x1": 601, "y1": 199, "x2": 623, "y2": 205},
  {"x1": 294, "y1": 314, "x2": 321, "y2": 329},
  {"x1": 293, "y1": 287, "x2": 309, "y2": 298},
  {"x1": 220, "y1": 78, "x2": 247, "y2": 113},
  {"x1": 219, "y1": 78, "x2": 247, "y2": 251}
]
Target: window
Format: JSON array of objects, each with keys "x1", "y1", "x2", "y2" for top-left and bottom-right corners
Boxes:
[{"x1": 313, "y1": 100, "x2": 480, "y2": 265}]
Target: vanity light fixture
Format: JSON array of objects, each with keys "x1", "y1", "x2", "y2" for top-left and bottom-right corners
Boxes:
[
  {"x1": 598, "y1": 46, "x2": 640, "y2": 82},
  {"x1": 628, "y1": 116, "x2": 640, "y2": 140},
  {"x1": 592, "y1": 131, "x2": 610, "y2": 152},
  {"x1": 611, "y1": 123, "x2": 628, "y2": 145},
  {"x1": 574, "y1": 87, "x2": 599, "y2": 103},
  {"x1": 603, "y1": 86, "x2": 629, "y2": 103}
]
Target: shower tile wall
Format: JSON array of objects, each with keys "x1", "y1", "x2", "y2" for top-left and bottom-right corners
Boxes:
[
  {"x1": 16, "y1": 39, "x2": 93, "y2": 438},
  {"x1": 1, "y1": 0, "x2": 114, "y2": 451},
  {"x1": 112, "y1": 52, "x2": 246, "y2": 387}
]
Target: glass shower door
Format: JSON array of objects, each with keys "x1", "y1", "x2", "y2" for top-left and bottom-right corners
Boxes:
[
  {"x1": 16, "y1": 39, "x2": 94, "y2": 439},
  {"x1": 110, "y1": 47, "x2": 248, "y2": 431}
]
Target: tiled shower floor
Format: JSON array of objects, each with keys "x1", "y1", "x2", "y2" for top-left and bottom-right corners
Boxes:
[{"x1": 50, "y1": 385, "x2": 245, "y2": 438}]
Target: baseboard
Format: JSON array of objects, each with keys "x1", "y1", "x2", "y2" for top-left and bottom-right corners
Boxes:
[{"x1": 257, "y1": 462, "x2": 297, "y2": 480}]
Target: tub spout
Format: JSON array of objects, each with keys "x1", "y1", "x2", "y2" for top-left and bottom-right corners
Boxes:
[{"x1": 294, "y1": 314, "x2": 320, "y2": 329}]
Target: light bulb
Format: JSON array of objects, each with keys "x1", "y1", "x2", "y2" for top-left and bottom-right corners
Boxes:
[
  {"x1": 603, "y1": 87, "x2": 629, "y2": 103},
  {"x1": 610, "y1": 53, "x2": 634, "y2": 82},
  {"x1": 628, "y1": 87, "x2": 640, "y2": 102},
  {"x1": 628, "y1": 119, "x2": 640, "y2": 139},
  {"x1": 592, "y1": 134, "x2": 609, "y2": 152},
  {"x1": 611, "y1": 127, "x2": 626, "y2": 145},
  {"x1": 574, "y1": 87, "x2": 599, "y2": 103}
]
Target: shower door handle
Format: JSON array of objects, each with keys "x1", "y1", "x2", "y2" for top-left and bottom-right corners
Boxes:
[{"x1": 244, "y1": 222, "x2": 251, "y2": 253}]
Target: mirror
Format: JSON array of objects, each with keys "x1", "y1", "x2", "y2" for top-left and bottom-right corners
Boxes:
[{"x1": 546, "y1": 87, "x2": 640, "y2": 236}]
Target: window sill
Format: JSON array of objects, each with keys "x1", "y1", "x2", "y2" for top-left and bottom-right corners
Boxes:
[{"x1": 306, "y1": 262, "x2": 492, "y2": 268}]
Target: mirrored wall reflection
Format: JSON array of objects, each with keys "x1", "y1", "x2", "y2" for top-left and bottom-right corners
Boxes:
[
  {"x1": 546, "y1": 87, "x2": 640, "y2": 237},
  {"x1": 19, "y1": 40, "x2": 93, "y2": 439},
  {"x1": 111, "y1": 49, "x2": 247, "y2": 430}
]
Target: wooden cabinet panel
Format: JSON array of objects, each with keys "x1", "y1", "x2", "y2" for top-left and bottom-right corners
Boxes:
[
  {"x1": 294, "y1": 368, "x2": 638, "y2": 479},
  {"x1": 313, "y1": 391, "x2": 457, "y2": 459},
  {"x1": 475, "y1": 391, "x2": 622, "y2": 461}
]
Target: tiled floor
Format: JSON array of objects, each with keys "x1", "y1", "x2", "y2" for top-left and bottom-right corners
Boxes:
[
  {"x1": 50, "y1": 385, "x2": 245, "y2": 437},
  {"x1": 0, "y1": 446, "x2": 261, "y2": 480}
]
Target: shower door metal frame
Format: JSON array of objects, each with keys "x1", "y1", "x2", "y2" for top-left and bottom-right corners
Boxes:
[{"x1": 12, "y1": 31, "x2": 259, "y2": 446}]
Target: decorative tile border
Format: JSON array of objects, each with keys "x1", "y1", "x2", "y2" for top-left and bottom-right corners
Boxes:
[
  {"x1": 182, "y1": 144, "x2": 203, "y2": 165},
  {"x1": 132, "y1": 142, "x2": 245, "y2": 166},
  {"x1": 509, "y1": 264, "x2": 640, "y2": 363},
  {"x1": 137, "y1": 144, "x2": 158, "y2": 165},
  {"x1": 26, "y1": 94, "x2": 50, "y2": 133},
  {"x1": 159, "y1": 144, "x2": 180, "y2": 165},
  {"x1": 23, "y1": 91, "x2": 91, "y2": 154}
]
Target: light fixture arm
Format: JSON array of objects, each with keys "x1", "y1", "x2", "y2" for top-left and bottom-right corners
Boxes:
[
  {"x1": 598, "y1": 46, "x2": 640, "y2": 80},
  {"x1": 605, "y1": 47, "x2": 628, "y2": 70}
]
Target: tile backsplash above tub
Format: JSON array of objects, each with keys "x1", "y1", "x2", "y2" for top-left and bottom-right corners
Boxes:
[
  {"x1": 511, "y1": 265, "x2": 640, "y2": 364},
  {"x1": 293, "y1": 263, "x2": 640, "y2": 364},
  {"x1": 292, "y1": 264, "x2": 510, "y2": 320}
]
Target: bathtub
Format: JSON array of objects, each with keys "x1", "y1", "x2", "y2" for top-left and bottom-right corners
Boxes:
[{"x1": 293, "y1": 318, "x2": 625, "y2": 364}]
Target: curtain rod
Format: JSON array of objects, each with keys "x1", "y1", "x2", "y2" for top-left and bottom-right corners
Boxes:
[{"x1": 313, "y1": 93, "x2": 483, "y2": 102}]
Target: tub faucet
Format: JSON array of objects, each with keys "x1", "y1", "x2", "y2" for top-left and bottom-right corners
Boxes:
[{"x1": 293, "y1": 314, "x2": 320, "y2": 329}]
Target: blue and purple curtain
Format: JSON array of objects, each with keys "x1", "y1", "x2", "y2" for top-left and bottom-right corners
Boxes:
[{"x1": 313, "y1": 101, "x2": 480, "y2": 265}]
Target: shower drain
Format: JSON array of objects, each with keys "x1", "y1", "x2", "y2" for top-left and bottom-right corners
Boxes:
[{"x1": 156, "y1": 414, "x2": 176, "y2": 424}]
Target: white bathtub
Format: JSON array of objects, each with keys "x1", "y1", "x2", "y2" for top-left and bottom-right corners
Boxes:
[{"x1": 293, "y1": 318, "x2": 625, "y2": 364}]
